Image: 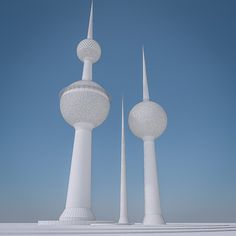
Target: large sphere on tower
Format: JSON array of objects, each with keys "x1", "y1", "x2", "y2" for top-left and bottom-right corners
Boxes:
[
  {"x1": 128, "y1": 100, "x2": 167, "y2": 139},
  {"x1": 60, "y1": 80, "x2": 110, "y2": 128}
]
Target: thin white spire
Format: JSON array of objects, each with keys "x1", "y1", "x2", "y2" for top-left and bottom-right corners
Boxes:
[
  {"x1": 121, "y1": 98, "x2": 124, "y2": 143},
  {"x1": 118, "y1": 98, "x2": 129, "y2": 224},
  {"x1": 81, "y1": 1, "x2": 93, "y2": 80},
  {"x1": 87, "y1": 1, "x2": 93, "y2": 39},
  {"x1": 142, "y1": 47, "x2": 150, "y2": 101}
]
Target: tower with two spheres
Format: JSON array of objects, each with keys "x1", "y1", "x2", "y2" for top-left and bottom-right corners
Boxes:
[
  {"x1": 59, "y1": 3, "x2": 110, "y2": 222},
  {"x1": 56, "y1": 3, "x2": 167, "y2": 225}
]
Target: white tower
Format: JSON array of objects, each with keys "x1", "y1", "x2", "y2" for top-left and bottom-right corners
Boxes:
[
  {"x1": 59, "y1": 2, "x2": 110, "y2": 224},
  {"x1": 118, "y1": 99, "x2": 129, "y2": 224},
  {"x1": 128, "y1": 48, "x2": 167, "y2": 225}
]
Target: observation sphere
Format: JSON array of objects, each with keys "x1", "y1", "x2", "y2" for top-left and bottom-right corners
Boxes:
[
  {"x1": 77, "y1": 39, "x2": 101, "y2": 63},
  {"x1": 128, "y1": 100, "x2": 167, "y2": 139},
  {"x1": 60, "y1": 80, "x2": 110, "y2": 128}
]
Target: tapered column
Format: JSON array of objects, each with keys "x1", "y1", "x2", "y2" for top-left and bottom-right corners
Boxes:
[
  {"x1": 82, "y1": 59, "x2": 92, "y2": 81},
  {"x1": 118, "y1": 100, "x2": 129, "y2": 224},
  {"x1": 60, "y1": 123, "x2": 95, "y2": 222},
  {"x1": 118, "y1": 148, "x2": 128, "y2": 224},
  {"x1": 143, "y1": 138, "x2": 165, "y2": 225}
]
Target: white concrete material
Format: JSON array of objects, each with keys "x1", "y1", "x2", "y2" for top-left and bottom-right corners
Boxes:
[
  {"x1": 77, "y1": 2, "x2": 101, "y2": 81},
  {"x1": 128, "y1": 48, "x2": 167, "y2": 225},
  {"x1": 60, "y1": 81, "x2": 110, "y2": 128},
  {"x1": 1, "y1": 223, "x2": 236, "y2": 235},
  {"x1": 143, "y1": 139, "x2": 165, "y2": 225},
  {"x1": 56, "y1": 2, "x2": 110, "y2": 224},
  {"x1": 77, "y1": 3, "x2": 100, "y2": 81},
  {"x1": 128, "y1": 101, "x2": 167, "y2": 139},
  {"x1": 118, "y1": 99, "x2": 129, "y2": 224},
  {"x1": 31, "y1": 1, "x2": 235, "y2": 231},
  {"x1": 87, "y1": 1, "x2": 93, "y2": 39},
  {"x1": 38, "y1": 220, "x2": 114, "y2": 226},
  {"x1": 59, "y1": 124, "x2": 95, "y2": 222},
  {"x1": 142, "y1": 47, "x2": 149, "y2": 101}
]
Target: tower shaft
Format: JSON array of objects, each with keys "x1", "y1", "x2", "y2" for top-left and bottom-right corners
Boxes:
[
  {"x1": 82, "y1": 59, "x2": 92, "y2": 80},
  {"x1": 118, "y1": 100, "x2": 129, "y2": 224},
  {"x1": 60, "y1": 124, "x2": 95, "y2": 222},
  {"x1": 143, "y1": 139, "x2": 165, "y2": 225}
]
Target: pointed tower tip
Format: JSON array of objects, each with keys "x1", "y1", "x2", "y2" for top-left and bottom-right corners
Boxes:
[
  {"x1": 87, "y1": 1, "x2": 93, "y2": 39},
  {"x1": 121, "y1": 97, "x2": 125, "y2": 146},
  {"x1": 142, "y1": 47, "x2": 149, "y2": 101},
  {"x1": 121, "y1": 97, "x2": 124, "y2": 127}
]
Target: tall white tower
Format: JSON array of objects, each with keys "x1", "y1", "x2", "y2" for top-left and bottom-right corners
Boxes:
[
  {"x1": 59, "y1": 2, "x2": 110, "y2": 223},
  {"x1": 118, "y1": 99, "x2": 129, "y2": 224},
  {"x1": 128, "y1": 49, "x2": 167, "y2": 225}
]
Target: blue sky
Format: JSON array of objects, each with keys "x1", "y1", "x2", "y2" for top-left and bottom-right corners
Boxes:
[{"x1": 0, "y1": 0, "x2": 235, "y2": 223}]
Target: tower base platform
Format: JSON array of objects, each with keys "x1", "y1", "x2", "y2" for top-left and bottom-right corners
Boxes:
[{"x1": 0, "y1": 223, "x2": 236, "y2": 235}]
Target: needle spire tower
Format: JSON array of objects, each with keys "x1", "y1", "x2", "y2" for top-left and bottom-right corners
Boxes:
[
  {"x1": 128, "y1": 48, "x2": 167, "y2": 225},
  {"x1": 118, "y1": 98, "x2": 129, "y2": 224}
]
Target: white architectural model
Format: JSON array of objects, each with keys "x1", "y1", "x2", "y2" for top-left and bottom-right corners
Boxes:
[
  {"x1": 128, "y1": 48, "x2": 167, "y2": 225},
  {"x1": 58, "y1": 2, "x2": 166, "y2": 225},
  {"x1": 0, "y1": 2, "x2": 235, "y2": 235},
  {"x1": 59, "y1": 2, "x2": 110, "y2": 223}
]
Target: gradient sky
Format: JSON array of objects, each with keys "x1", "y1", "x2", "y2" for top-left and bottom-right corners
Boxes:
[{"x1": 0, "y1": 0, "x2": 236, "y2": 223}]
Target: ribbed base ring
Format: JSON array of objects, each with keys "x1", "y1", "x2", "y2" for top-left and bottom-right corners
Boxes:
[{"x1": 59, "y1": 207, "x2": 95, "y2": 223}]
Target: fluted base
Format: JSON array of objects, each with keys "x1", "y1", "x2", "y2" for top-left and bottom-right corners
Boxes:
[
  {"x1": 59, "y1": 207, "x2": 95, "y2": 223},
  {"x1": 143, "y1": 214, "x2": 165, "y2": 225}
]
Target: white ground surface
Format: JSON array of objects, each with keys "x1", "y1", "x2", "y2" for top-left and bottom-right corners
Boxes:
[{"x1": 0, "y1": 223, "x2": 236, "y2": 235}]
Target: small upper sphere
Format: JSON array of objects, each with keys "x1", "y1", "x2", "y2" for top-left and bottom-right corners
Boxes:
[
  {"x1": 128, "y1": 101, "x2": 167, "y2": 139},
  {"x1": 77, "y1": 39, "x2": 101, "y2": 63},
  {"x1": 60, "y1": 80, "x2": 110, "y2": 128}
]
